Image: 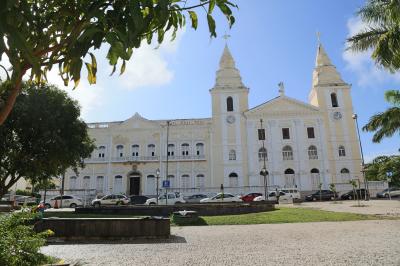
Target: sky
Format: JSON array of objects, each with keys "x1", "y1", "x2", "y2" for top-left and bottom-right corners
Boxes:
[{"x1": 44, "y1": 0, "x2": 399, "y2": 162}]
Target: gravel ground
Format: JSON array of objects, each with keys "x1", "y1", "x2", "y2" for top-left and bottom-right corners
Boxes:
[
  {"x1": 290, "y1": 199, "x2": 400, "y2": 217},
  {"x1": 41, "y1": 220, "x2": 400, "y2": 266}
]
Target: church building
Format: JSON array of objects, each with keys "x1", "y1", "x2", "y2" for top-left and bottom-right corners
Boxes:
[{"x1": 65, "y1": 43, "x2": 363, "y2": 197}]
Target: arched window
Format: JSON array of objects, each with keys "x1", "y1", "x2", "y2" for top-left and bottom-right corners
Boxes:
[
  {"x1": 83, "y1": 176, "x2": 91, "y2": 189},
  {"x1": 284, "y1": 169, "x2": 295, "y2": 187},
  {"x1": 98, "y1": 146, "x2": 106, "y2": 158},
  {"x1": 167, "y1": 144, "x2": 175, "y2": 157},
  {"x1": 181, "y1": 174, "x2": 191, "y2": 189},
  {"x1": 167, "y1": 175, "x2": 175, "y2": 188},
  {"x1": 96, "y1": 176, "x2": 104, "y2": 192},
  {"x1": 338, "y1": 145, "x2": 346, "y2": 157},
  {"x1": 282, "y1": 146, "x2": 293, "y2": 160},
  {"x1": 308, "y1": 145, "x2": 318, "y2": 160},
  {"x1": 227, "y1": 96, "x2": 233, "y2": 112},
  {"x1": 229, "y1": 172, "x2": 238, "y2": 187},
  {"x1": 116, "y1": 145, "x2": 124, "y2": 157},
  {"x1": 148, "y1": 144, "x2": 156, "y2": 157},
  {"x1": 340, "y1": 168, "x2": 350, "y2": 182},
  {"x1": 69, "y1": 176, "x2": 77, "y2": 190},
  {"x1": 229, "y1": 149, "x2": 236, "y2": 160},
  {"x1": 196, "y1": 174, "x2": 205, "y2": 188},
  {"x1": 331, "y1": 93, "x2": 339, "y2": 107},
  {"x1": 196, "y1": 143, "x2": 204, "y2": 156},
  {"x1": 258, "y1": 147, "x2": 267, "y2": 161},
  {"x1": 113, "y1": 175, "x2": 123, "y2": 193},
  {"x1": 181, "y1": 143, "x2": 189, "y2": 156},
  {"x1": 310, "y1": 168, "x2": 320, "y2": 190},
  {"x1": 132, "y1": 145, "x2": 139, "y2": 157}
]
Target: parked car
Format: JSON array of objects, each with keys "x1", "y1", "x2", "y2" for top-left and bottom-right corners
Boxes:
[
  {"x1": 145, "y1": 193, "x2": 186, "y2": 205},
  {"x1": 15, "y1": 195, "x2": 37, "y2": 206},
  {"x1": 91, "y1": 194, "x2": 130, "y2": 207},
  {"x1": 184, "y1": 194, "x2": 208, "y2": 203},
  {"x1": 341, "y1": 189, "x2": 369, "y2": 200},
  {"x1": 240, "y1": 192, "x2": 262, "y2": 202},
  {"x1": 253, "y1": 191, "x2": 291, "y2": 202},
  {"x1": 45, "y1": 195, "x2": 83, "y2": 208},
  {"x1": 129, "y1": 195, "x2": 150, "y2": 205},
  {"x1": 376, "y1": 187, "x2": 400, "y2": 198},
  {"x1": 305, "y1": 190, "x2": 338, "y2": 201},
  {"x1": 280, "y1": 188, "x2": 301, "y2": 199},
  {"x1": 200, "y1": 193, "x2": 242, "y2": 203}
]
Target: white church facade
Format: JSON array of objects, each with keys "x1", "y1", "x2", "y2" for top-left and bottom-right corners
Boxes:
[{"x1": 65, "y1": 43, "x2": 363, "y2": 197}]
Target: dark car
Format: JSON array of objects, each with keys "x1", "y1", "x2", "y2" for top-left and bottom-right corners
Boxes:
[
  {"x1": 305, "y1": 190, "x2": 338, "y2": 201},
  {"x1": 341, "y1": 189, "x2": 369, "y2": 200},
  {"x1": 240, "y1": 193, "x2": 262, "y2": 202},
  {"x1": 183, "y1": 194, "x2": 208, "y2": 203},
  {"x1": 129, "y1": 195, "x2": 149, "y2": 205}
]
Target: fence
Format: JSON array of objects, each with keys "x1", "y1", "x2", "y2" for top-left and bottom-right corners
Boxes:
[{"x1": 38, "y1": 189, "x2": 97, "y2": 207}]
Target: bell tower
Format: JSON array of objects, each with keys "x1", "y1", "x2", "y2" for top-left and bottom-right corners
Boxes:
[
  {"x1": 210, "y1": 44, "x2": 249, "y2": 187},
  {"x1": 309, "y1": 43, "x2": 362, "y2": 184}
]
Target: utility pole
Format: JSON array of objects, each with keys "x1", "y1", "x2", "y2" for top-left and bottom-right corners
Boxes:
[{"x1": 352, "y1": 114, "x2": 369, "y2": 200}]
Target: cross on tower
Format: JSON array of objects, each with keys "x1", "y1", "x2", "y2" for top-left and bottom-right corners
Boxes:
[{"x1": 223, "y1": 32, "x2": 231, "y2": 42}]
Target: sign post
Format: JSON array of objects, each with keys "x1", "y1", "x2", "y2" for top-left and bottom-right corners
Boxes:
[{"x1": 162, "y1": 180, "x2": 170, "y2": 205}]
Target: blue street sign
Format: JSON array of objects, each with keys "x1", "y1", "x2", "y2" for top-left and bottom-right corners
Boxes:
[{"x1": 162, "y1": 180, "x2": 170, "y2": 188}]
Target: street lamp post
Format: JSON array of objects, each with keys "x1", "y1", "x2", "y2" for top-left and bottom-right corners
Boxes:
[
  {"x1": 156, "y1": 168, "x2": 160, "y2": 205},
  {"x1": 352, "y1": 113, "x2": 369, "y2": 200},
  {"x1": 258, "y1": 119, "x2": 268, "y2": 201}
]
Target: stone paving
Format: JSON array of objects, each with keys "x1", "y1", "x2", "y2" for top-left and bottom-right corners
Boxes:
[
  {"x1": 288, "y1": 199, "x2": 400, "y2": 217},
  {"x1": 41, "y1": 220, "x2": 400, "y2": 266}
]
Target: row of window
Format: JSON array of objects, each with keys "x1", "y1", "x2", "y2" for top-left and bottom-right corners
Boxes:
[
  {"x1": 97, "y1": 143, "x2": 205, "y2": 158},
  {"x1": 256, "y1": 145, "x2": 346, "y2": 161}
]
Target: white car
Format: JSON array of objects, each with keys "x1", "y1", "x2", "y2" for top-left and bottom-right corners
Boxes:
[
  {"x1": 145, "y1": 193, "x2": 186, "y2": 205},
  {"x1": 280, "y1": 188, "x2": 301, "y2": 199},
  {"x1": 253, "y1": 191, "x2": 291, "y2": 202},
  {"x1": 45, "y1": 195, "x2": 83, "y2": 208},
  {"x1": 92, "y1": 194, "x2": 130, "y2": 207},
  {"x1": 200, "y1": 193, "x2": 242, "y2": 203}
]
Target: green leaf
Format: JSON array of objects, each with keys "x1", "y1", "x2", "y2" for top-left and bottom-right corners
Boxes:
[
  {"x1": 208, "y1": 0, "x2": 216, "y2": 14},
  {"x1": 188, "y1": 11, "x2": 198, "y2": 30},
  {"x1": 120, "y1": 60, "x2": 126, "y2": 75},
  {"x1": 207, "y1": 14, "x2": 217, "y2": 38},
  {"x1": 85, "y1": 63, "x2": 96, "y2": 84}
]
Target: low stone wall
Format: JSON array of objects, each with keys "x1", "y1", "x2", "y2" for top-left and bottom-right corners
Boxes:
[
  {"x1": 34, "y1": 217, "x2": 170, "y2": 241},
  {"x1": 75, "y1": 202, "x2": 275, "y2": 216}
]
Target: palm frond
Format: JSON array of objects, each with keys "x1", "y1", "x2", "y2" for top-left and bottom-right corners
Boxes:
[
  {"x1": 384, "y1": 90, "x2": 400, "y2": 106},
  {"x1": 363, "y1": 107, "x2": 400, "y2": 142},
  {"x1": 347, "y1": 27, "x2": 388, "y2": 52}
]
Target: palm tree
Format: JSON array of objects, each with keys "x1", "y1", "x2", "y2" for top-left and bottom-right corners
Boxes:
[
  {"x1": 347, "y1": 0, "x2": 400, "y2": 72},
  {"x1": 363, "y1": 90, "x2": 400, "y2": 142}
]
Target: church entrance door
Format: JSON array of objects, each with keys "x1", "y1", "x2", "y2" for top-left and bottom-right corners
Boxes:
[{"x1": 129, "y1": 176, "x2": 141, "y2": 195}]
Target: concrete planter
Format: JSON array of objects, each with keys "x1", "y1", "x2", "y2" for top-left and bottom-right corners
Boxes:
[{"x1": 34, "y1": 217, "x2": 170, "y2": 241}]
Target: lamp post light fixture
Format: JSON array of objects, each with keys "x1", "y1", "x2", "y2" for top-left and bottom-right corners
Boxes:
[
  {"x1": 156, "y1": 168, "x2": 160, "y2": 205},
  {"x1": 352, "y1": 113, "x2": 369, "y2": 200},
  {"x1": 258, "y1": 119, "x2": 268, "y2": 201}
]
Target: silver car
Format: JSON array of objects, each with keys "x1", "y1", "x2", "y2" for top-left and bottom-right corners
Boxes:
[{"x1": 377, "y1": 188, "x2": 400, "y2": 198}]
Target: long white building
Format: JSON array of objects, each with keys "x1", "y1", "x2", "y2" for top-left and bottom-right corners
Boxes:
[{"x1": 65, "y1": 43, "x2": 363, "y2": 196}]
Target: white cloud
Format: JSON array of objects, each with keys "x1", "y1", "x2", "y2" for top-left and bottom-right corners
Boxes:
[
  {"x1": 46, "y1": 69, "x2": 105, "y2": 120},
  {"x1": 118, "y1": 28, "x2": 185, "y2": 90},
  {"x1": 342, "y1": 16, "x2": 400, "y2": 87}
]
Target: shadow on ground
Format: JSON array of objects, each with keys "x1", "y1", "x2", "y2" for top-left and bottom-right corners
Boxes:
[{"x1": 46, "y1": 235, "x2": 187, "y2": 245}]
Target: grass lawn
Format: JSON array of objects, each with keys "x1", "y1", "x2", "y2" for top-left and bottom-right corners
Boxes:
[
  {"x1": 172, "y1": 207, "x2": 385, "y2": 226},
  {"x1": 42, "y1": 207, "x2": 388, "y2": 225}
]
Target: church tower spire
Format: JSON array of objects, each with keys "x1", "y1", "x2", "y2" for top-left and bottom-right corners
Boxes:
[
  {"x1": 214, "y1": 44, "x2": 245, "y2": 88},
  {"x1": 312, "y1": 43, "x2": 346, "y2": 87}
]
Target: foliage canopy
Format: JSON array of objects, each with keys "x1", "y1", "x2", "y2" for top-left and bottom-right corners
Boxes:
[
  {"x1": 0, "y1": 0, "x2": 237, "y2": 124},
  {"x1": 0, "y1": 82, "x2": 95, "y2": 198}
]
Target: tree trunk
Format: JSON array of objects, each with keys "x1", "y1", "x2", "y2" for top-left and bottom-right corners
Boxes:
[{"x1": 0, "y1": 70, "x2": 26, "y2": 125}]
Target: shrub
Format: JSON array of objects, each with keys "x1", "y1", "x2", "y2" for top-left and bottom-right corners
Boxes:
[{"x1": 0, "y1": 210, "x2": 53, "y2": 266}]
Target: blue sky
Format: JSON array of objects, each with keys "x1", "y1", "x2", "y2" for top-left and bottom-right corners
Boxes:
[{"x1": 49, "y1": 0, "x2": 399, "y2": 162}]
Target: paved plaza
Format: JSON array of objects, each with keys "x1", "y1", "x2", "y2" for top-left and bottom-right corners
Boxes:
[
  {"x1": 41, "y1": 220, "x2": 400, "y2": 266},
  {"x1": 289, "y1": 199, "x2": 400, "y2": 217}
]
